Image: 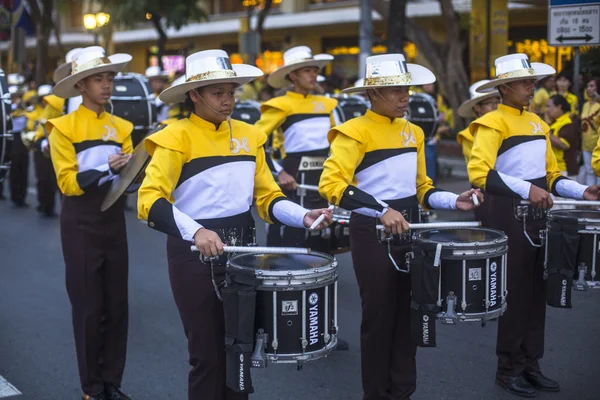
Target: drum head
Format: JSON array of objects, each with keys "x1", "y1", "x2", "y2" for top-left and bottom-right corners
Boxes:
[
  {"x1": 415, "y1": 227, "x2": 507, "y2": 250},
  {"x1": 229, "y1": 252, "x2": 332, "y2": 272},
  {"x1": 549, "y1": 209, "x2": 600, "y2": 223}
]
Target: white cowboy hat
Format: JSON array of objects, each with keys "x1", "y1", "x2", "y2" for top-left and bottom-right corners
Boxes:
[
  {"x1": 457, "y1": 80, "x2": 501, "y2": 118},
  {"x1": 476, "y1": 53, "x2": 556, "y2": 92},
  {"x1": 354, "y1": 78, "x2": 364, "y2": 88},
  {"x1": 342, "y1": 54, "x2": 435, "y2": 94},
  {"x1": 158, "y1": 49, "x2": 263, "y2": 104},
  {"x1": 145, "y1": 66, "x2": 169, "y2": 79},
  {"x1": 7, "y1": 73, "x2": 25, "y2": 86},
  {"x1": 53, "y1": 46, "x2": 132, "y2": 99},
  {"x1": 37, "y1": 84, "x2": 53, "y2": 98},
  {"x1": 8, "y1": 85, "x2": 22, "y2": 95},
  {"x1": 53, "y1": 47, "x2": 83, "y2": 84},
  {"x1": 267, "y1": 46, "x2": 333, "y2": 89}
]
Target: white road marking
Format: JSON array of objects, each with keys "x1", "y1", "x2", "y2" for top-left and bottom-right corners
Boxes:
[{"x1": 0, "y1": 376, "x2": 21, "y2": 398}]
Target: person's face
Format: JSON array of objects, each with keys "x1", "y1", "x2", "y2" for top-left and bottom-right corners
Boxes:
[
  {"x1": 501, "y1": 79, "x2": 535, "y2": 108},
  {"x1": 77, "y1": 72, "x2": 115, "y2": 105},
  {"x1": 289, "y1": 67, "x2": 319, "y2": 92},
  {"x1": 556, "y1": 76, "x2": 571, "y2": 92},
  {"x1": 473, "y1": 96, "x2": 501, "y2": 117},
  {"x1": 149, "y1": 77, "x2": 167, "y2": 94},
  {"x1": 545, "y1": 99, "x2": 564, "y2": 121},
  {"x1": 28, "y1": 80, "x2": 37, "y2": 90},
  {"x1": 190, "y1": 83, "x2": 237, "y2": 123},
  {"x1": 544, "y1": 76, "x2": 556, "y2": 91},
  {"x1": 369, "y1": 86, "x2": 410, "y2": 119},
  {"x1": 586, "y1": 79, "x2": 597, "y2": 97}
]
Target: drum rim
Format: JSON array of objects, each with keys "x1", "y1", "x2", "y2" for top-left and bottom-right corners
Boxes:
[
  {"x1": 548, "y1": 209, "x2": 600, "y2": 223},
  {"x1": 414, "y1": 227, "x2": 508, "y2": 248},
  {"x1": 227, "y1": 251, "x2": 336, "y2": 278}
]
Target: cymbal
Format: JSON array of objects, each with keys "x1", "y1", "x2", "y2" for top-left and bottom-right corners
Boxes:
[{"x1": 101, "y1": 138, "x2": 151, "y2": 212}]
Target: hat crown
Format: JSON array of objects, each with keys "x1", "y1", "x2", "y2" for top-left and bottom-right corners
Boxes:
[
  {"x1": 283, "y1": 46, "x2": 314, "y2": 66},
  {"x1": 185, "y1": 50, "x2": 235, "y2": 82},
  {"x1": 65, "y1": 48, "x2": 83, "y2": 63},
  {"x1": 7, "y1": 73, "x2": 24, "y2": 86},
  {"x1": 71, "y1": 46, "x2": 111, "y2": 75},
  {"x1": 365, "y1": 54, "x2": 409, "y2": 80},
  {"x1": 494, "y1": 53, "x2": 533, "y2": 78}
]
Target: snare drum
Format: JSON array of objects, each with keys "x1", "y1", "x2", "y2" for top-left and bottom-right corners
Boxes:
[
  {"x1": 322, "y1": 207, "x2": 351, "y2": 254},
  {"x1": 227, "y1": 252, "x2": 338, "y2": 366},
  {"x1": 413, "y1": 228, "x2": 508, "y2": 324},
  {"x1": 547, "y1": 210, "x2": 600, "y2": 290}
]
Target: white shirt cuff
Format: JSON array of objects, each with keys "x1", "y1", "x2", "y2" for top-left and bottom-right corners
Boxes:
[
  {"x1": 498, "y1": 171, "x2": 532, "y2": 199},
  {"x1": 429, "y1": 192, "x2": 459, "y2": 210},
  {"x1": 41, "y1": 139, "x2": 49, "y2": 151},
  {"x1": 556, "y1": 179, "x2": 587, "y2": 200},
  {"x1": 172, "y1": 205, "x2": 204, "y2": 242},
  {"x1": 273, "y1": 200, "x2": 309, "y2": 228}
]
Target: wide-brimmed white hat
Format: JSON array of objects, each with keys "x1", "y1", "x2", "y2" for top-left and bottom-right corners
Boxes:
[
  {"x1": 458, "y1": 80, "x2": 501, "y2": 118},
  {"x1": 158, "y1": 49, "x2": 263, "y2": 104},
  {"x1": 477, "y1": 54, "x2": 556, "y2": 92},
  {"x1": 37, "y1": 84, "x2": 53, "y2": 98},
  {"x1": 53, "y1": 47, "x2": 83, "y2": 84},
  {"x1": 267, "y1": 46, "x2": 333, "y2": 89},
  {"x1": 342, "y1": 54, "x2": 436, "y2": 94},
  {"x1": 53, "y1": 46, "x2": 132, "y2": 98},
  {"x1": 145, "y1": 66, "x2": 169, "y2": 79},
  {"x1": 8, "y1": 73, "x2": 25, "y2": 86}
]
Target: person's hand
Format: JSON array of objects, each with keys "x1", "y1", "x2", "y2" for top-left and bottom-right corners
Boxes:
[
  {"x1": 108, "y1": 152, "x2": 132, "y2": 173},
  {"x1": 529, "y1": 185, "x2": 553, "y2": 209},
  {"x1": 583, "y1": 185, "x2": 600, "y2": 200},
  {"x1": 193, "y1": 228, "x2": 224, "y2": 257},
  {"x1": 303, "y1": 207, "x2": 333, "y2": 230},
  {"x1": 380, "y1": 208, "x2": 410, "y2": 234},
  {"x1": 456, "y1": 188, "x2": 484, "y2": 211},
  {"x1": 277, "y1": 170, "x2": 298, "y2": 191}
]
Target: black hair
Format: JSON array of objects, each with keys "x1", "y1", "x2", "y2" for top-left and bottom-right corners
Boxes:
[
  {"x1": 184, "y1": 92, "x2": 195, "y2": 112},
  {"x1": 549, "y1": 94, "x2": 571, "y2": 113},
  {"x1": 585, "y1": 76, "x2": 600, "y2": 90},
  {"x1": 557, "y1": 71, "x2": 573, "y2": 82}
]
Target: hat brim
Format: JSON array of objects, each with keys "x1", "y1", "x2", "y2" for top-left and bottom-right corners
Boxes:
[
  {"x1": 341, "y1": 64, "x2": 436, "y2": 94},
  {"x1": 458, "y1": 92, "x2": 501, "y2": 118},
  {"x1": 267, "y1": 55, "x2": 334, "y2": 89},
  {"x1": 158, "y1": 64, "x2": 263, "y2": 104},
  {"x1": 53, "y1": 53, "x2": 132, "y2": 98},
  {"x1": 476, "y1": 63, "x2": 556, "y2": 92},
  {"x1": 53, "y1": 62, "x2": 71, "y2": 84}
]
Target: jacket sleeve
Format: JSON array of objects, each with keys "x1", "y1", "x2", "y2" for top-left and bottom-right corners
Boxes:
[
  {"x1": 48, "y1": 128, "x2": 84, "y2": 196},
  {"x1": 593, "y1": 134, "x2": 600, "y2": 176}
]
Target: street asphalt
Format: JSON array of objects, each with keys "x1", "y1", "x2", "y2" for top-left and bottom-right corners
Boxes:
[{"x1": 0, "y1": 177, "x2": 598, "y2": 400}]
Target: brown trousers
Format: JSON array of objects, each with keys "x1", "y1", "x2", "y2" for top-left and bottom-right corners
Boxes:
[
  {"x1": 167, "y1": 236, "x2": 248, "y2": 400},
  {"x1": 9, "y1": 134, "x2": 28, "y2": 204},
  {"x1": 480, "y1": 195, "x2": 547, "y2": 377},
  {"x1": 34, "y1": 151, "x2": 57, "y2": 214},
  {"x1": 350, "y1": 213, "x2": 417, "y2": 400},
  {"x1": 61, "y1": 193, "x2": 129, "y2": 396}
]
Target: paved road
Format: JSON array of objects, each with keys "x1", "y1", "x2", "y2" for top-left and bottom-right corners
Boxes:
[{"x1": 0, "y1": 178, "x2": 599, "y2": 399}]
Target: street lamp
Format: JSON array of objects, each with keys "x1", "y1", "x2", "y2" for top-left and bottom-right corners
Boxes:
[{"x1": 84, "y1": 12, "x2": 111, "y2": 45}]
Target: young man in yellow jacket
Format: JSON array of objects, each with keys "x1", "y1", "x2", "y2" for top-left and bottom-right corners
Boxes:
[
  {"x1": 468, "y1": 54, "x2": 600, "y2": 398},
  {"x1": 49, "y1": 46, "x2": 134, "y2": 400}
]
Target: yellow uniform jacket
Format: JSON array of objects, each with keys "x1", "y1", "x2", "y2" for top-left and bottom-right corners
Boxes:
[
  {"x1": 456, "y1": 127, "x2": 474, "y2": 165},
  {"x1": 33, "y1": 95, "x2": 66, "y2": 150},
  {"x1": 137, "y1": 113, "x2": 310, "y2": 242},
  {"x1": 319, "y1": 109, "x2": 458, "y2": 218},
  {"x1": 468, "y1": 104, "x2": 586, "y2": 200},
  {"x1": 47, "y1": 105, "x2": 133, "y2": 197}
]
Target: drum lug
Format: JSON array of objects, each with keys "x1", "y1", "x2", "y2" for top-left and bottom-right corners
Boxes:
[
  {"x1": 271, "y1": 338, "x2": 278, "y2": 351},
  {"x1": 324, "y1": 333, "x2": 331, "y2": 343},
  {"x1": 251, "y1": 329, "x2": 269, "y2": 369},
  {"x1": 573, "y1": 264, "x2": 589, "y2": 291},
  {"x1": 440, "y1": 291, "x2": 458, "y2": 325},
  {"x1": 301, "y1": 339, "x2": 308, "y2": 351}
]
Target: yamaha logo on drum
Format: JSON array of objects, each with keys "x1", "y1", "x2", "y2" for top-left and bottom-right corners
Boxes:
[
  {"x1": 308, "y1": 292, "x2": 320, "y2": 345},
  {"x1": 239, "y1": 353, "x2": 245, "y2": 390},
  {"x1": 422, "y1": 315, "x2": 430, "y2": 345},
  {"x1": 490, "y1": 262, "x2": 498, "y2": 307},
  {"x1": 561, "y1": 279, "x2": 568, "y2": 306}
]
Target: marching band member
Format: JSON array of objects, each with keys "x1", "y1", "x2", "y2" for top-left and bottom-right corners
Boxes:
[
  {"x1": 468, "y1": 54, "x2": 600, "y2": 398},
  {"x1": 255, "y1": 46, "x2": 337, "y2": 250},
  {"x1": 8, "y1": 74, "x2": 30, "y2": 208},
  {"x1": 546, "y1": 94, "x2": 580, "y2": 179},
  {"x1": 145, "y1": 65, "x2": 170, "y2": 122},
  {"x1": 49, "y1": 46, "x2": 134, "y2": 400},
  {"x1": 137, "y1": 49, "x2": 332, "y2": 400},
  {"x1": 456, "y1": 80, "x2": 501, "y2": 165},
  {"x1": 319, "y1": 54, "x2": 482, "y2": 400},
  {"x1": 158, "y1": 75, "x2": 189, "y2": 126},
  {"x1": 29, "y1": 84, "x2": 61, "y2": 217},
  {"x1": 581, "y1": 77, "x2": 600, "y2": 185}
]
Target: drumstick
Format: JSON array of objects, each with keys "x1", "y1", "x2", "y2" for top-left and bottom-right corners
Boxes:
[
  {"x1": 297, "y1": 184, "x2": 320, "y2": 192},
  {"x1": 190, "y1": 245, "x2": 312, "y2": 255},
  {"x1": 472, "y1": 193, "x2": 480, "y2": 206},
  {"x1": 376, "y1": 221, "x2": 481, "y2": 230},
  {"x1": 521, "y1": 200, "x2": 600, "y2": 207},
  {"x1": 309, "y1": 205, "x2": 335, "y2": 231}
]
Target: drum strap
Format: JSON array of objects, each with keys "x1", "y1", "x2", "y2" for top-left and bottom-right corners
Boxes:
[
  {"x1": 221, "y1": 277, "x2": 260, "y2": 394},
  {"x1": 409, "y1": 249, "x2": 440, "y2": 347},
  {"x1": 546, "y1": 225, "x2": 579, "y2": 309}
]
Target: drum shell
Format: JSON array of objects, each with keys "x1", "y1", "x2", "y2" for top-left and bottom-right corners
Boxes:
[
  {"x1": 107, "y1": 73, "x2": 156, "y2": 147},
  {"x1": 335, "y1": 95, "x2": 369, "y2": 122},
  {"x1": 406, "y1": 93, "x2": 438, "y2": 139},
  {"x1": 231, "y1": 100, "x2": 261, "y2": 125},
  {"x1": 255, "y1": 282, "x2": 337, "y2": 356}
]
